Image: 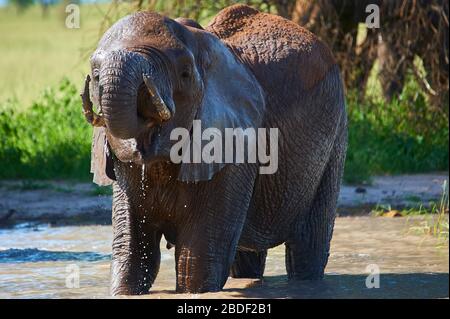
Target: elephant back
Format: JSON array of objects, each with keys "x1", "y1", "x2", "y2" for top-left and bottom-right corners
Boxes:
[{"x1": 207, "y1": 4, "x2": 337, "y2": 97}]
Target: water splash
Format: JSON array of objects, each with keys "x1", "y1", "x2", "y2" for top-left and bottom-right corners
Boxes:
[{"x1": 140, "y1": 164, "x2": 147, "y2": 201}]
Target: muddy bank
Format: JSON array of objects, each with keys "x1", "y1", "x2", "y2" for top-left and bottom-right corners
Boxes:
[
  {"x1": 0, "y1": 173, "x2": 448, "y2": 225},
  {"x1": 0, "y1": 181, "x2": 111, "y2": 225}
]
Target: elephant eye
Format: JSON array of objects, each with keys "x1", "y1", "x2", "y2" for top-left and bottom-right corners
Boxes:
[
  {"x1": 181, "y1": 70, "x2": 190, "y2": 79},
  {"x1": 180, "y1": 66, "x2": 191, "y2": 79}
]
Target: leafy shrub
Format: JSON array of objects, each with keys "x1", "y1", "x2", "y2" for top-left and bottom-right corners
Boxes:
[
  {"x1": 0, "y1": 78, "x2": 448, "y2": 183},
  {"x1": 344, "y1": 77, "x2": 449, "y2": 184},
  {"x1": 0, "y1": 79, "x2": 92, "y2": 180}
]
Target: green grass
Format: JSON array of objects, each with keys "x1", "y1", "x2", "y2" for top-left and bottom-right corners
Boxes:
[
  {"x1": 0, "y1": 2, "x2": 220, "y2": 107},
  {"x1": 408, "y1": 182, "x2": 449, "y2": 243},
  {"x1": 0, "y1": 3, "x2": 133, "y2": 107}
]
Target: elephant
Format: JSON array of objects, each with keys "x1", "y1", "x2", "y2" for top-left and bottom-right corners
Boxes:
[{"x1": 81, "y1": 4, "x2": 347, "y2": 295}]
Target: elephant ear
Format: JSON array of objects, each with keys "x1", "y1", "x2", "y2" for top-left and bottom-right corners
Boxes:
[
  {"x1": 178, "y1": 31, "x2": 265, "y2": 182},
  {"x1": 91, "y1": 127, "x2": 116, "y2": 186}
]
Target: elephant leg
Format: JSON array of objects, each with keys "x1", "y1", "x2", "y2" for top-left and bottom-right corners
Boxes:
[
  {"x1": 110, "y1": 182, "x2": 162, "y2": 295},
  {"x1": 230, "y1": 250, "x2": 267, "y2": 279},
  {"x1": 174, "y1": 166, "x2": 256, "y2": 293},
  {"x1": 285, "y1": 125, "x2": 347, "y2": 280},
  {"x1": 175, "y1": 234, "x2": 238, "y2": 293}
]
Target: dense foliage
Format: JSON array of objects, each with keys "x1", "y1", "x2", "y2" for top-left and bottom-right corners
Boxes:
[
  {"x1": 0, "y1": 79, "x2": 91, "y2": 179},
  {"x1": 0, "y1": 79, "x2": 447, "y2": 183},
  {"x1": 345, "y1": 78, "x2": 449, "y2": 183}
]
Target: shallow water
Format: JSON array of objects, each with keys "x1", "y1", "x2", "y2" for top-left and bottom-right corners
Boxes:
[{"x1": 0, "y1": 217, "x2": 448, "y2": 299}]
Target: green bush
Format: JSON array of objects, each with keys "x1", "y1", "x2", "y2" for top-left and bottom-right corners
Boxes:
[
  {"x1": 344, "y1": 77, "x2": 449, "y2": 184},
  {"x1": 0, "y1": 78, "x2": 448, "y2": 183},
  {"x1": 0, "y1": 79, "x2": 92, "y2": 180}
]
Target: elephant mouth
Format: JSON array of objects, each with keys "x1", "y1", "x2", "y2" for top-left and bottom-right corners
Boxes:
[
  {"x1": 107, "y1": 126, "x2": 167, "y2": 167},
  {"x1": 134, "y1": 125, "x2": 165, "y2": 164}
]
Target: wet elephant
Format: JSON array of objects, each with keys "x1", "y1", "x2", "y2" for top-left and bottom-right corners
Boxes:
[{"x1": 82, "y1": 4, "x2": 347, "y2": 295}]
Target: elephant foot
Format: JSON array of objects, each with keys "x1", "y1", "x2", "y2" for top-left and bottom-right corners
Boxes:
[
  {"x1": 285, "y1": 242, "x2": 327, "y2": 281},
  {"x1": 110, "y1": 285, "x2": 150, "y2": 296},
  {"x1": 175, "y1": 246, "x2": 231, "y2": 293},
  {"x1": 230, "y1": 250, "x2": 267, "y2": 279},
  {"x1": 110, "y1": 259, "x2": 158, "y2": 296},
  {"x1": 175, "y1": 284, "x2": 223, "y2": 294}
]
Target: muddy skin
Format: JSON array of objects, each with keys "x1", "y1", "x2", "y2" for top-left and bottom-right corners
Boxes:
[{"x1": 84, "y1": 4, "x2": 347, "y2": 295}]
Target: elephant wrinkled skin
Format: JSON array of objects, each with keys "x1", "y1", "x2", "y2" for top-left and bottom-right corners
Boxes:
[{"x1": 84, "y1": 4, "x2": 347, "y2": 295}]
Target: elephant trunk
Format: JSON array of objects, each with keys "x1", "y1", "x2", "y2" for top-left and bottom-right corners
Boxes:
[{"x1": 99, "y1": 50, "x2": 173, "y2": 140}]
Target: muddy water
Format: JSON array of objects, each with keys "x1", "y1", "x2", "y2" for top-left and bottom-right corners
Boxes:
[{"x1": 0, "y1": 217, "x2": 448, "y2": 299}]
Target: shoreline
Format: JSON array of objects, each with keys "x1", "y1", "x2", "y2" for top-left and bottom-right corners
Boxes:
[{"x1": 0, "y1": 173, "x2": 448, "y2": 226}]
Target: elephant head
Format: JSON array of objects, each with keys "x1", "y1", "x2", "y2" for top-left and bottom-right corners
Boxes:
[{"x1": 84, "y1": 12, "x2": 265, "y2": 184}]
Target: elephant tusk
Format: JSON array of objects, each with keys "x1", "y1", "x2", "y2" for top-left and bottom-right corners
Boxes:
[
  {"x1": 142, "y1": 73, "x2": 172, "y2": 122},
  {"x1": 80, "y1": 74, "x2": 105, "y2": 127}
]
